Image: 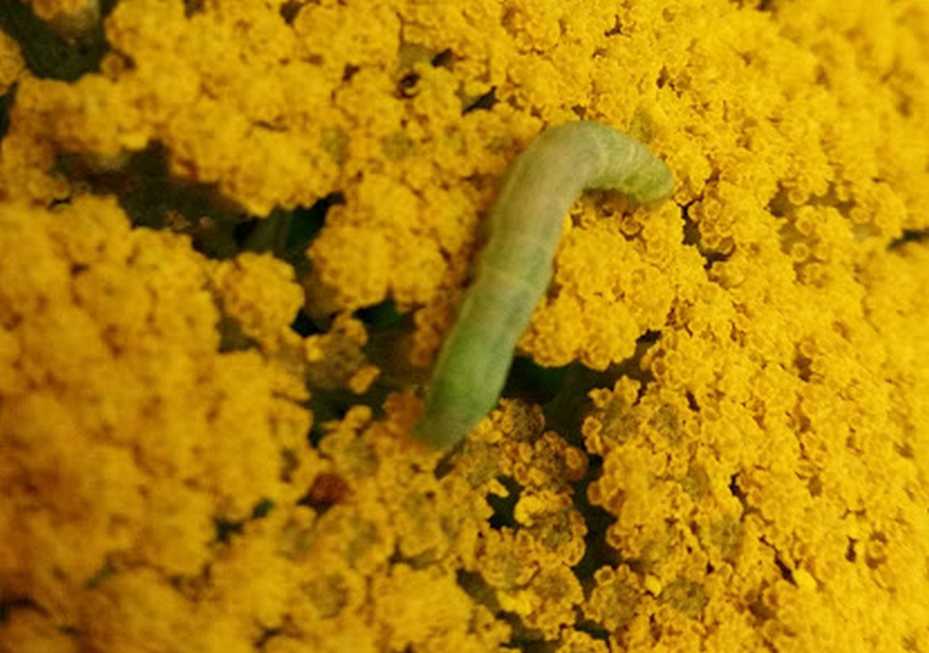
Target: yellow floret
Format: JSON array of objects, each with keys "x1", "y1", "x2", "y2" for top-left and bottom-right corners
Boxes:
[
  {"x1": 210, "y1": 252, "x2": 304, "y2": 351},
  {"x1": 372, "y1": 564, "x2": 473, "y2": 649},
  {"x1": 0, "y1": 609, "x2": 77, "y2": 653},
  {"x1": 0, "y1": 31, "x2": 24, "y2": 95},
  {"x1": 25, "y1": 0, "x2": 100, "y2": 39}
]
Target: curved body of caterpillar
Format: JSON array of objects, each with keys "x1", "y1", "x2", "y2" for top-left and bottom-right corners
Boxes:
[{"x1": 414, "y1": 121, "x2": 674, "y2": 448}]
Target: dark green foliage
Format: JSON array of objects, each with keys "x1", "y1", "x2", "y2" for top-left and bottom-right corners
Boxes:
[{"x1": 0, "y1": 1, "x2": 110, "y2": 81}]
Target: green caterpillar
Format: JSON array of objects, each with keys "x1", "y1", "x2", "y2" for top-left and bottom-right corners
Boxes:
[{"x1": 414, "y1": 121, "x2": 674, "y2": 448}]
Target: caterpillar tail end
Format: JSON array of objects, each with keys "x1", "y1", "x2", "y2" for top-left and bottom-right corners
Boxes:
[{"x1": 411, "y1": 408, "x2": 477, "y2": 450}]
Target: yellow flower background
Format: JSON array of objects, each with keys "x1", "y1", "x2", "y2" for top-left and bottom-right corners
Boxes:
[{"x1": 0, "y1": 0, "x2": 927, "y2": 651}]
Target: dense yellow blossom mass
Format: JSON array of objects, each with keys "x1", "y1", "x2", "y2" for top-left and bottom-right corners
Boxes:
[{"x1": 1, "y1": 0, "x2": 928, "y2": 651}]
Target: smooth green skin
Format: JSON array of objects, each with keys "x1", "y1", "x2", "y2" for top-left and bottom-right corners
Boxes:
[{"x1": 414, "y1": 121, "x2": 674, "y2": 448}]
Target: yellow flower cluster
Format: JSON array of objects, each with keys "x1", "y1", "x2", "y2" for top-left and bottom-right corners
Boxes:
[
  {"x1": 1, "y1": 0, "x2": 928, "y2": 651},
  {"x1": 0, "y1": 197, "x2": 317, "y2": 650}
]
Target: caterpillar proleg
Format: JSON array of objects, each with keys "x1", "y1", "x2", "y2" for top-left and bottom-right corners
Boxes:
[{"x1": 414, "y1": 121, "x2": 674, "y2": 448}]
